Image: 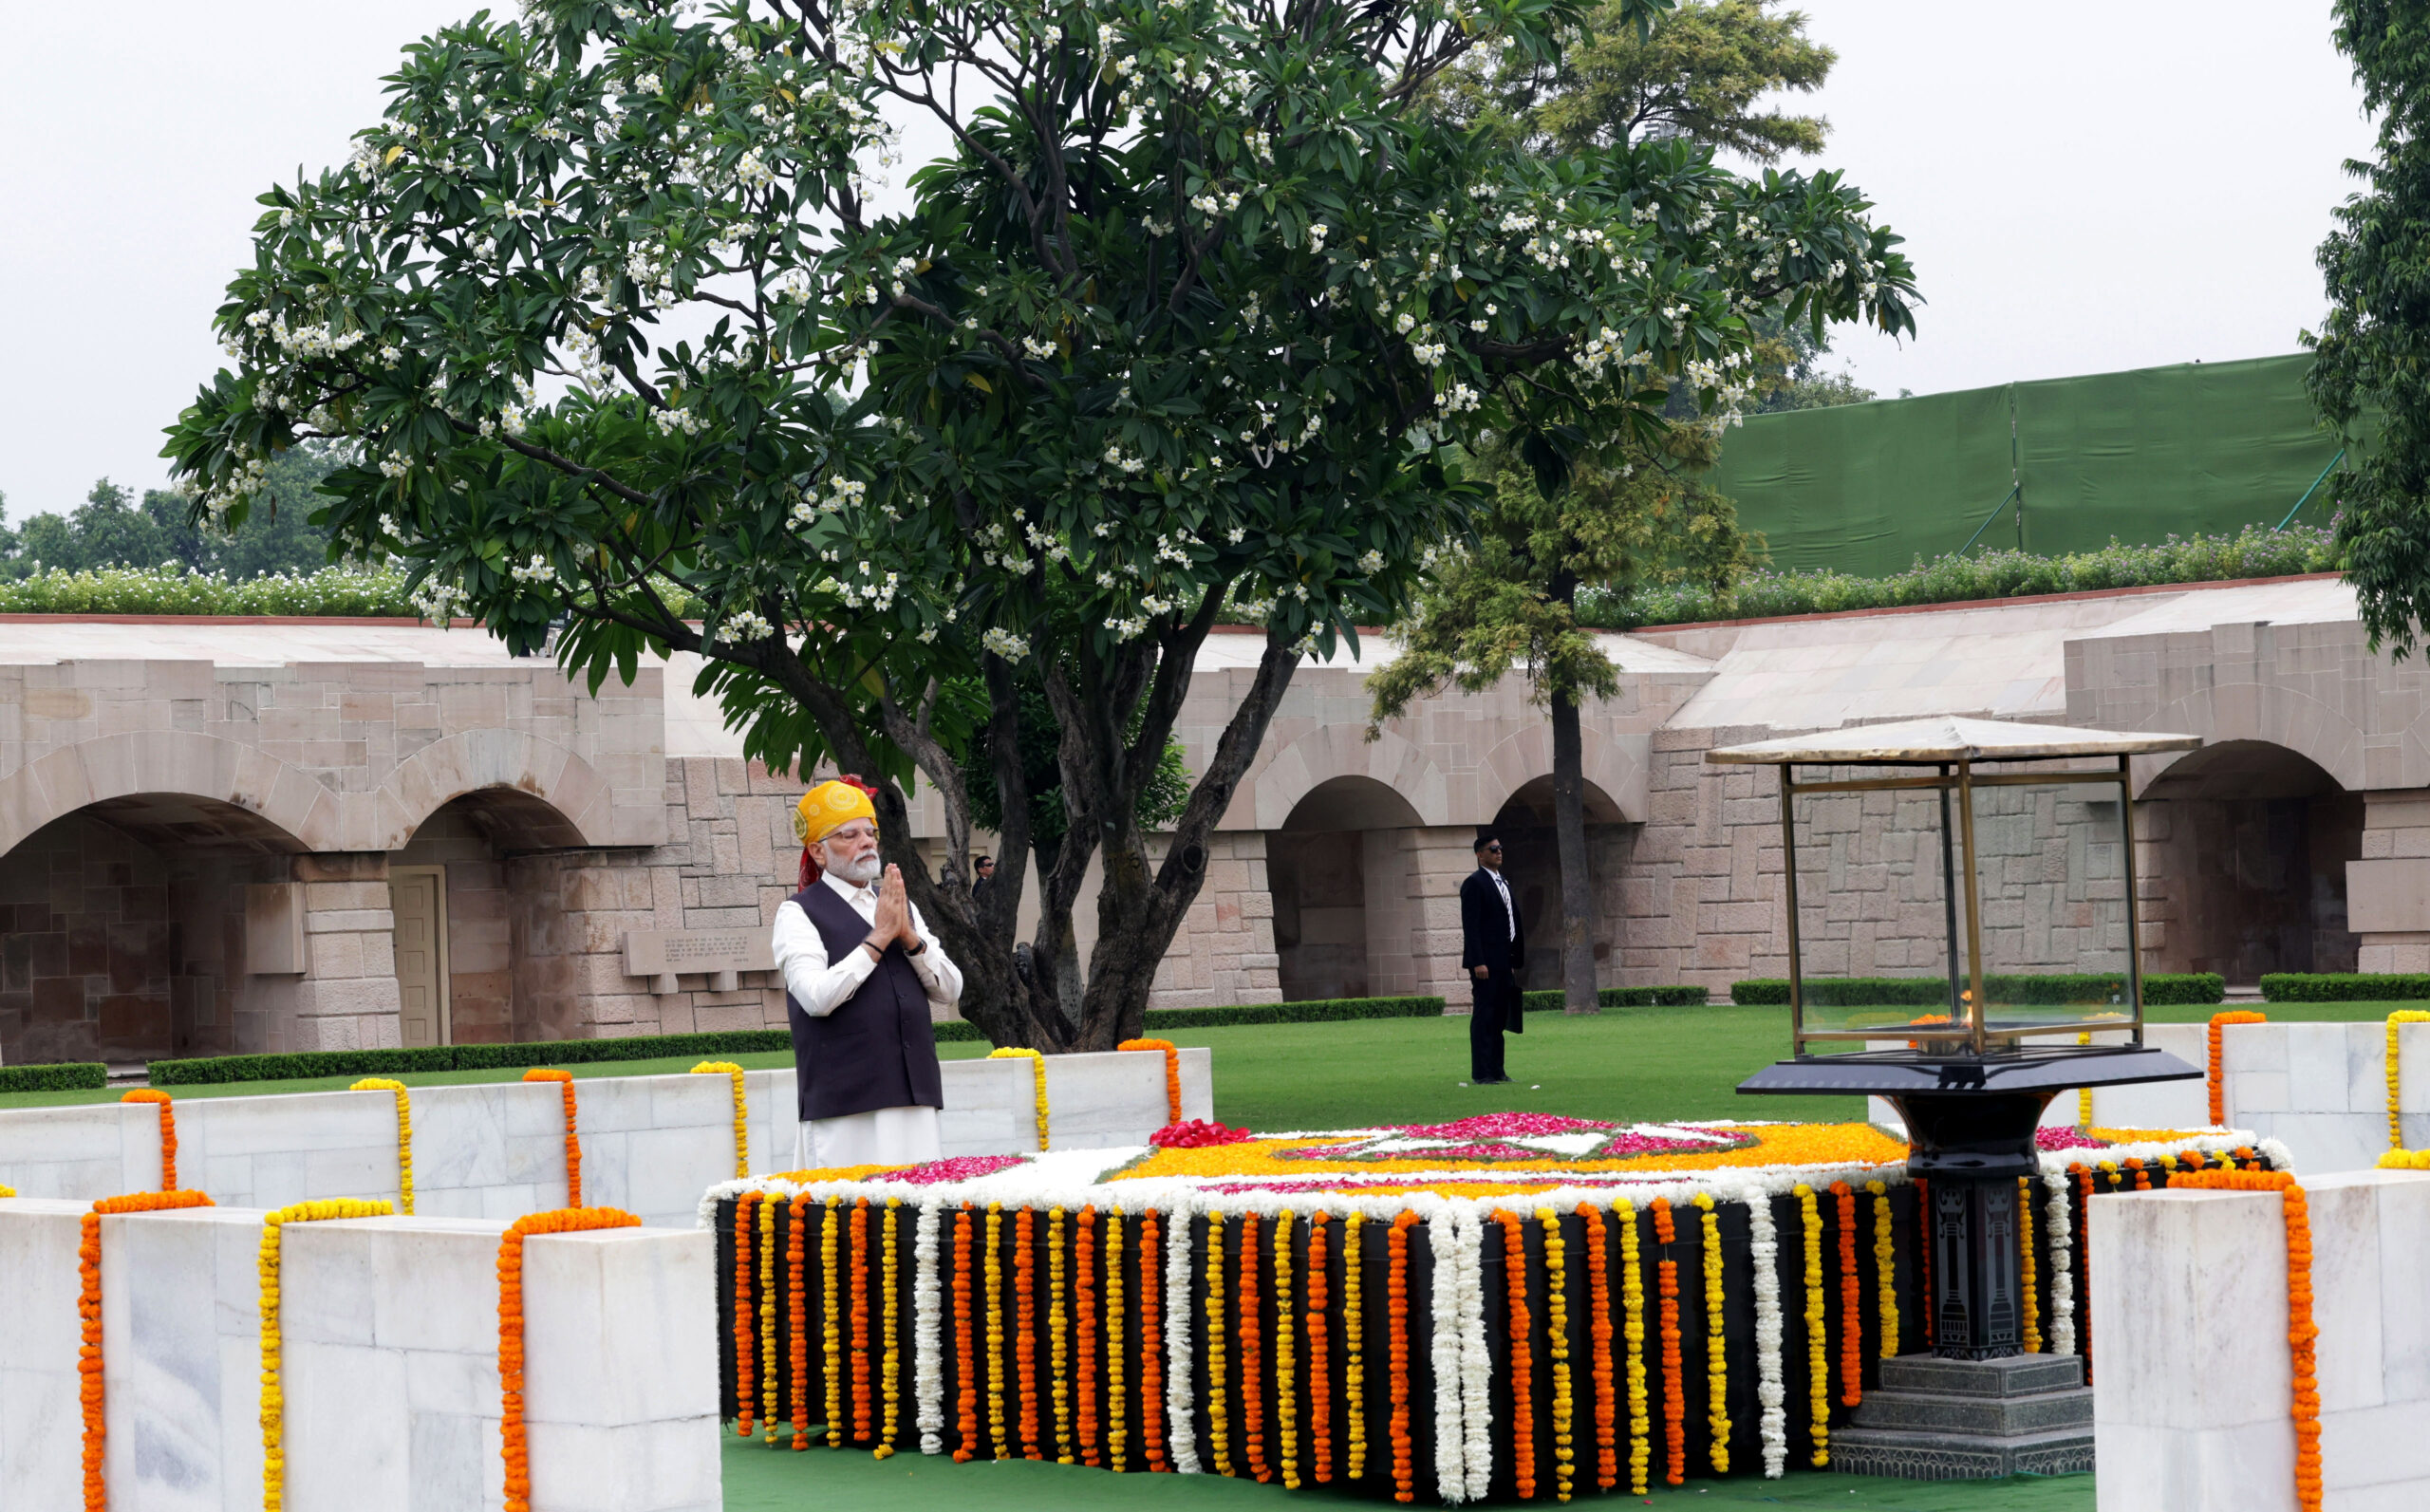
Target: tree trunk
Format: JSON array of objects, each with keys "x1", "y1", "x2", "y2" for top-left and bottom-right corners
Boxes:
[{"x1": 1549, "y1": 686, "x2": 1600, "y2": 1014}]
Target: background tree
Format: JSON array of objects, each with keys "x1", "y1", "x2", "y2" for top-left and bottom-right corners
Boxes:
[
  {"x1": 2311, "y1": 0, "x2": 2430, "y2": 655},
  {"x1": 166, "y1": 0, "x2": 1912, "y2": 1050},
  {"x1": 1380, "y1": 0, "x2": 1892, "y2": 1012},
  {"x1": 0, "y1": 452, "x2": 338, "y2": 579}
]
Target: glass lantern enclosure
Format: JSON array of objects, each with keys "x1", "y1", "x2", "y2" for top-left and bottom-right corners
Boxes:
[{"x1": 1706, "y1": 716, "x2": 2201, "y2": 1059}]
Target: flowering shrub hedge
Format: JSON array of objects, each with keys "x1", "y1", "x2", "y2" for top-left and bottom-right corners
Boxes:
[
  {"x1": 2261, "y1": 973, "x2": 2430, "y2": 1002},
  {"x1": 0, "y1": 1061, "x2": 108, "y2": 1093},
  {"x1": 0, "y1": 563, "x2": 708, "y2": 620},
  {"x1": 1731, "y1": 973, "x2": 2224, "y2": 1007}
]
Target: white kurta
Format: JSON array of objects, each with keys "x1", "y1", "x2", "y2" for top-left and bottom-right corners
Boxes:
[{"x1": 771, "y1": 870, "x2": 964, "y2": 1168}]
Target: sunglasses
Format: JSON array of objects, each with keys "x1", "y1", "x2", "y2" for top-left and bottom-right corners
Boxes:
[{"x1": 1483, "y1": 844, "x2": 1503, "y2": 853}]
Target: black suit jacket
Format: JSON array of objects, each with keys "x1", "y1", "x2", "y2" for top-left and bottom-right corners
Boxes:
[{"x1": 1460, "y1": 867, "x2": 1526, "y2": 1032}]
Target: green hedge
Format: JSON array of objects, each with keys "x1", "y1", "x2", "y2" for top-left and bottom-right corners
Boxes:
[
  {"x1": 0, "y1": 1062, "x2": 109, "y2": 1093},
  {"x1": 1139, "y1": 995, "x2": 1447, "y2": 1030},
  {"x1": 1520, "y1": 986, "x2": 1710, "y2": 1012},
  {"x1": 2260, "y1": 973, "x2": 2430, "y2": 1002},
  {"x1": 148, "y1": 1029, "x2": 796, "y2": 1087},
  {"x1": 1730, "y1": 974, "x2": 2225, "y2": 1007}
]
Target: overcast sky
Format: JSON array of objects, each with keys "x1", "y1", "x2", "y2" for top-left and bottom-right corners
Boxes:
[{"x1": 0, "y1": 1, "x2": 2377, "y2": 521}]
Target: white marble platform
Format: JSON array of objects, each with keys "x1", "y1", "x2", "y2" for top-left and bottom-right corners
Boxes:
[
  {"x1": 2092, "y1": 1169, "x2": 2430, "y2": 1512},
  {"x1": 0, "y1": 1048, "x2": 1216, "y2": 1224},
  {"x1": 0, "y1": 1199, "x2": 86, "y2": 1511}
]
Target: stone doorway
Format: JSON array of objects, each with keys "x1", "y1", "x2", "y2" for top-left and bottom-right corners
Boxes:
[{"x1": 389, "y1": 865, "x2": 451, "y2": 1048}]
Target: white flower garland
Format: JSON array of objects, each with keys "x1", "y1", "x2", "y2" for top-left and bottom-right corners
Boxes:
[
  {"x1": 1163, "y1": 1192, "x2": 1202, "y2": 1474},
  {"x1": 913, "y1": 1198, "x2": 945, "y2": 1455},
  {"x1": 1430, "y1": 1203, "x2": 1478, "y2": 1503},
  {"x1": 1742, "y1": 1185, "x2": 1787, "y2": 1479},
  {"x1": 2040, "y1": 1170, "x2": 2075, "y2": 1358}
]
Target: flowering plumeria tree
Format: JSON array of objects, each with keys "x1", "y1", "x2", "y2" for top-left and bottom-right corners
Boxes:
[{"x1": 165, "y1": 0, "x2": 1914, "y2": 1049}]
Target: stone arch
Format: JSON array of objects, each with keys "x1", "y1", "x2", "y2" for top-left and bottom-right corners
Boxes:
[
  {"x1": 1472, "y1": 725, "x2": 1650, "y2": 824},
  {"x1": 1247, "y1": 723, "x2": 1449, "y2": 831},
  {"x1": 2127, "y1": 683, "x2": 2365, "y2": 797},
  {"x1": 0, "y1": 731, "x2": 341, "y2": 859},
  {"x1": 373, "y1": 730, "x2": 610, "y2": 852},
  {"x1": 1280, "y1": 775, "x2": 1428, "y2": 832}
]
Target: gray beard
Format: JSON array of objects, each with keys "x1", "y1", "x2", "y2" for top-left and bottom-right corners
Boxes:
[{"x1": 824, "y1": 851, "x2": 881, "y2": 887}]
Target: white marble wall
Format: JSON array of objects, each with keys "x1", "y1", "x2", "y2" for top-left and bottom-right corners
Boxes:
[
  {"x1": 0, "y1": 1048, "x2": 1218, "y2": 1223},
  {"x1": 100, "y1": 1206, "x2": 271, "y2": 1511},
  {"x1": 2092, "y1": 1169, "x2": 2430, "y2": 1512},
  {"x1": 0, "y1": 1199, "x2": 86, "y2": 1511}
]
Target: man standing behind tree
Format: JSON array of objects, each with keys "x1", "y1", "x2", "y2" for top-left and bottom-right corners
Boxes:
[{"x1": 1460, "y1": 833, "x2": 1525, "y2": 1085}]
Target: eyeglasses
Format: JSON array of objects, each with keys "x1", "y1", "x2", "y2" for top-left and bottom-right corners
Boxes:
[{"x1": 1483, "y1": 844, "x2": 1503, "y2": 853}]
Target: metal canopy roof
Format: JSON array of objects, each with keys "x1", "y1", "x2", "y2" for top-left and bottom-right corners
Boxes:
[{"x1": 1703, "y1": 715, "x2": 2200, "y2": 766}]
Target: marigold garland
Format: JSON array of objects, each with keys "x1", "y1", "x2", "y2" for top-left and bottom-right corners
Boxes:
[
  {"x1": 951, "y1": 1204, "x2": 979, "y2": 1461},
  {"x1": 1615, "y1": 1199, "x2": 1651, "y2": 1496},
  {"x1": 1538, "y1": 1207, "x2": 1576, "y2": 1503},
  {"x1": 1139, "y1": 1206, "x2": 1168, "y2": 1471},
  {"x1": 2207, "y1": 1011, "x2": 2267, "y2": 1126},
  {"x1": 1576, "y1": 1204, "x2": 1617, "y2": 1492},
  {"x1": 1649, "y1": 1198, "x2": 1684, "y2": 1488},
  {"x1": 1694, "y1": 1193, "x2": 1730, "y2": 1473},
  {"x1": 879, "y1": 1198, "x2": 904, "y2": 1459},
  {"x1": 2385, "y1": 1011, "x2": 2430, "y2": 1150},
  {"x1": 2017, "y1": 1178, "x2": 2041, "y2": 1354},
  {"x1": 850, "y1": 1200, "x2": 876, "y2": 1444},
  {"x1": 1118, "y1": 1037, "x2": 1186, "y2": 1126},
  {"x1": 120, "y1": 1090, "x2": 176, "y2": 1191},
  {"x1": 984, "y1": 1203, "x2": 1008, "y2": 1458},
  {"x1": 1866, "y1": 1182, "x2": 1897, "y2": 1360},
  {"x1": 1342, "y1": 1210, "x2": 1367, "y2": 1483},
  {"x1": 823, "y1": 1194, "x2": 847, "y2": 1447},
  {"x1": 1493, "y1": 1209, "x2": 1539, "y2": 1499},
  {"x1": 2172, "y1": 1168, "x2": 2321, "y2": 1512},
  {"x1": 262, "y1": 1198, "x2": 396, "y2": 1510},
  {"x1": 1048, "y1": 1206, "x2": 1073, "y2": 1463},
  {"x1": 1206, "y1": 1208, "x2": 1235, "y2": 1476},
  {"x1": 521, "y1": 1069, "x2": 582, "y2": 1205},
  {"x1": 1386, "y1": 1210, "x2": 1417, "y2": 1503},
  {"x1": 1075, "y1": 1206, "x2": 1100, "y2": 1467},
  {"x1": 79, "y1": 1189, "x2": 214, "y2": 1511},
  {"x1": 1305, "y1": 1212, "x2": 1332, "y2": 1484},
  {"x1": 2072, "y1": 1166, "x2": 2094, "y2": 1383},
  {"x1": 788, "y1": 1195, "x2": 811, "y2": 1450},
  {"x1": 1795, "y1": 1185, "x2": 1828, "y2": 1467},
  {"x1": 1239, "y1": 1210, "x2": 1269, "y2": 1482},
  {"x1": 1831, "y1": 1181, "x2": 1860, "y2": 1408},
  {"x1": 2076, "y1": 1031, "x2": 2095, "y2": 1126},
  {"x1": 690, "y1": 1061, "x2": 751, "y2": 1178},
  {"x1": 734, "y1": 1190, "x2": 762, "y2": 1437},
  {"x1": 496, "y1": 1205, "x2": 641, "y2": 1512},
  {"x1": 350, "y1": 1078, "x2": 415, "y2": 1214},
  {"x1": 1102, "y1": 1207, "x2": 1125, "y2": 1471},
  {"x1": 1273, "y1": 1210, "x2": 1299, "y2": 1488},
  {"x1": 760, "y1": 1189, "x2": 781, "y2": 1442},
  {"x1": 2125, "y1": 1157, "x2": 2150, "y2": 1191},
  {"x1": 988, "y1": 1047, "x2": 1052, "y2": 1150}
]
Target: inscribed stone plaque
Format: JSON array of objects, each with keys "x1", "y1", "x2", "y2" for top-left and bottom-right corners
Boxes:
[{"x1": 621, "y1": 929, "x2": 776, "y2": 994}]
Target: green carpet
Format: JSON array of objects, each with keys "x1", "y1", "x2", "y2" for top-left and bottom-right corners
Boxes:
[{"x1": 719, "y1": 1435, "x2": 2093, "y2": 1510}]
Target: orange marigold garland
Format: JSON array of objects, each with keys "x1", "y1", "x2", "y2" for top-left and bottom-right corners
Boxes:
[
  {"x1": 1118, "y1": 1037, "x2": 1186, "y2": 1126},
  {"x1": 952, "y1": 1204, "x2": 979, "y2": 1462},
  {"x1": 2173, "y1": 1168, "x2": 2321, "y2": 1512},
  {"x1": 2071, "y1": 1166, "x2": 2094, "y2": 1384},
  {"x1": 760, "y1": 1190, "x2": 781, "y2": 1442},
  {"x1": 1650, "y1": 1198, "x2": 1684, "y2": 1488},
  {"x1": 850, "y1": 1199, "x2": 873, "y2": 1445},
  {"x1": 2017, "y1": 1178, "x2": 2041, "y2": 1354},
  {"x1": 1239, "y1": 1210, "x2": 1268, "y2": 1482},
  {"x1": 498, "y1": 1206, "x2": 642, "y2": 1512},
  {"x1": 521, "y1": 1069, "x2": 582, "y2": 1206},
  {"x1": 1386, "y1": 1210, "x2": 1418, "y2": 1503},
  {"x1": 1831, "y1": 1181, "x2": 1861, "y2": 1408},
  {"x1": 788, "y1": 1195, "x2": 811, "y2": 1450},
  {"x1": 1494, "y1": 1209, "x2": 1539, "y2": 1500},
  {"x1": 1016, "y1": 1205, "x2": 1041, "y2": 1458},
  {"x1": 1076, "y1": 1206, "x2": 1101, "y2": 1467},
  {"x1": 1139, "y1": 1207, "x2": 1168, "y2": 1471},
  {"x1": 1306, "y1": 1212, "x2": 1333, "y2": 1484},
  {"x1": 2208, "y1": 1010, "x2": 2268, "y2": 1126},
  {"x1": 733, "y1": 1190, "x2": 762, "y2": 1436},
  {"x1": 1577, "y1": 1204, "x2": 1618, "y2": 1493},
  {"x1": 80, "y1": 1189, "x2": 215, "y2": 1510},
  {"x1": 119, "y1": 1090, "x2": 177, "y2": 1191}
]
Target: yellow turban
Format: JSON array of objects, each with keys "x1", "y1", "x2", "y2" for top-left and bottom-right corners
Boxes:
[{"x1": 794, "y1": 778, "x2": 878, "y2": 847}]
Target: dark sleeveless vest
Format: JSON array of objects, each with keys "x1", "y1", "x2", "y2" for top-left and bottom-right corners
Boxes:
[{"x1": 785, "y1": 882, "x2": 945, "y2": 1121}]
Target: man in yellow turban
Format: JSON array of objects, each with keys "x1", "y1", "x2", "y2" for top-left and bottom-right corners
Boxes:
[{"x1": 771, "y1": 776, "x2": 963, "y2": 1167}]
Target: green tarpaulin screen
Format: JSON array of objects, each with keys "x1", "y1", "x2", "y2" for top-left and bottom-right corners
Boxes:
[{"x1": 1706, "y1": 353, "x2": 2343, "y2": 576}]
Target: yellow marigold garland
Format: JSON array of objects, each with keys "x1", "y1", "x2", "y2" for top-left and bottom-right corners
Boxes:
[
  {"x1": 2018, "y1": 1178, "x2": 2041, "y2": 1354},
  {"x1": 760, "y1": 1191, "x2": 781, "y2": 1442},
  {"x1": 1343, "y1": 1210, "x2": 1367, "y2": 1482},
  {"x1": 1049, "y1": 1205, "x2": 1073, "y2": 1463},
  {"x1": 350, "y1": 1078, "x2": 415, "y2": 1214},
  {"x1": 121, "y1": 1089, "x2": 177, "y2": 1190},
  {"x1": 879, "y1": 1197, "x2": 903, "y2": 1459},
  {"x1": 690, "y1": 1061, "x2": 751, "y2": 1177},
  {"x1": 1615, "y1": 1199, "x2": 1650, "y2": 1497},
  {"x1": 1205, "y1": 1209, "x2": 1234, "y2": 1477},
  {"x1": 1539, "y1": 1206, "x2": 1575, "y2": 1503},
  {"x1": 1274, "y1": 1210, "x2": 1299, "y2": 1489},
  {"x1": 988, "y1": 1047, "x2": 1051, "y2": 1150},
  {"x1": 1867, "y1": 1182, "x2": 1898, "y2": 1359},
  {"x1": 261, "y1": 1199, "x2": 395, "y2": 1510},
  {"x1": 1105, "y1": 1207, "x2": 1128, "y2": 1472},
  {"x1": 2386, "y1": 1011, "x2": 2430, "y2": 1150},
  {"x1": 1795, "y1": 1185, "x2": 1828, "y2": 1467},
  {"x1": 2077, "y1": 1031, "x2": 2095, "y2": 1125},
  {"x1": 497, "y1": 1206, "x2": 643, "y2": 1512},
  {"x1": 823, "y1": 1194, "x2": 846, "y2": 1448},
  {"x1": 1693, "y1": 1193, "x2": 1729, "y2": 1473},
  {"x1": 984, "y1": 1203, "x2": 1009, "y2": 1458}
]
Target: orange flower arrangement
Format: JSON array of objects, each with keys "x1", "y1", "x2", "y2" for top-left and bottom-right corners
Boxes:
[
  {"x1": 788, "y1": 1195, "x2": 811, "y2": 1449},
  {"x1": 521, "y1": 1070, "x2": 582, "y2": 1205},
  {"x1": 1306, "y1": 1212, "x2": 1332, "y2": 1484},
  {"x1": 951, "y1": 1205, "x2": 979, "y2": 1461},
  {"x1": 2208, "y1": 1010, "x2": 2267, "y2": 1126},
  {"x1": 2126, "y1": 1157, "x2": 2150, "y2": 1191},
  {"x1": 1650, "y1": 1199, "x2": 1683, "y2": 1487},
  {"x1": 1239, "y1": 1210, "x2": 1268, "y2": 1483},
  {"x1": 850, "y1": 1199, "x2": 873, "y2": 1444},
  {"x1": 1139, "y1": 1206, "x2": 1168, "y2": 1472},
  {"x1": 2017, "y1": 1178, "x2": 2040, "y2": 1354},
  {"x1": 1076, "y1": 1206, "x2": 1101, "y2": 1467},
  {"x1": 1118, "y1": 1037, "x2": 1186, "y2": 1126},
  {"x1": 1577, "y1": 1203, "x2": 1617, "y2": 1493},
  {"x1": 732, "y1": 1190, "x2": 761, "y2": 1436},
  {"x1": 498, "y1": 1206, "x2": 642, "y2": 1512},
  {"x1": 1494, "y1": 1210, "x2": 1539, "y2": 1499},
  {"x1": 79, "y1": 1188, "x2": 215, "y2": 1510},
  {"x1": 2173, "y1": 1168, "x2": 2320, "y2": 1512},
  {"x1": 120, "y1": 1090, "x2": 178, "y2": 1190},
  {"x1": 1831, "y1": 1182, "x2": 1860, "y2": 1408},
  {"x1": 1387, "y1": 1210, "x2": 1418, "y2": 1503},
  {"x1": 1016, "y1": 1206, "x2": 1040, "y2": 1458}
]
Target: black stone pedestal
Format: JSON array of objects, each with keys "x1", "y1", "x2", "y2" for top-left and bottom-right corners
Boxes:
[{"x1": 1832, "y1": 1354, "x2": 2095, "y2": 1480}]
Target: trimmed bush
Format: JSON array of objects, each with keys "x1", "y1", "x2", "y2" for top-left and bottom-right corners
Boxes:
[
  {"x1": 1140, "y1": 995, "x2": 1447, "y2": 1030},
  {"x1": 147, "y1": 1029, "x2": 796, "y2": 1087},
  {"x1": 2260, "y1": 973, "x2": 2430, "y2": 1002},
  {"x1": 0, "y1": 1061, "x2": 109, "y2": 1093},
  {"x1": 1520, "y1": 986, "x2": 1710, "y2": 1013},
  {"x1": 1730, "y1": 973, "x2": 2224, "y2": 1008}
]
